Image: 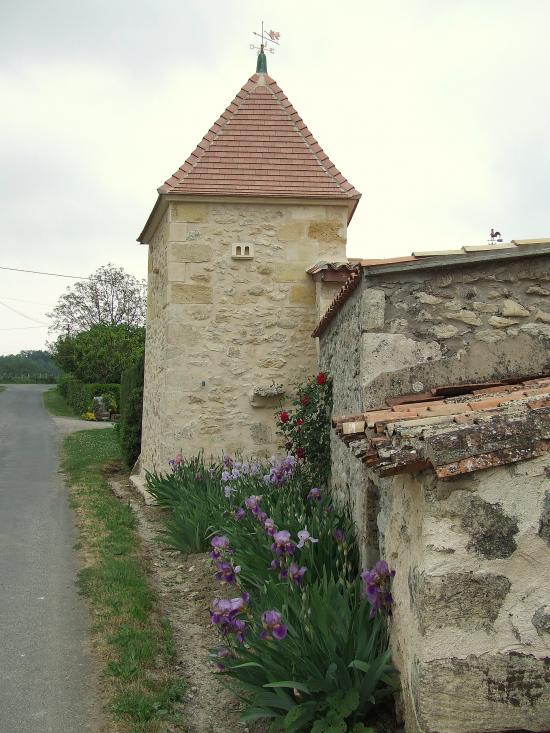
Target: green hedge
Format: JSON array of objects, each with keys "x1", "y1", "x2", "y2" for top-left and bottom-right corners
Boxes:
[
  {"x1": 58, "y1": 374, "x2": 120, "y2": 416},
  {"x1": 119, "y1": 353, "x2": 144, "y2": 468}
]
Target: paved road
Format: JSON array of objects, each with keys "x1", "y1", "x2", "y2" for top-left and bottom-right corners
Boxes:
[{"x1": 0, "y1": 385, "x2": 102, "y2": 732}]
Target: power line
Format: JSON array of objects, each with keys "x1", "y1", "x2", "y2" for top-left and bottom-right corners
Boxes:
[
  {"x1": 0, "y1": 300, "x2": 48, "y2": 326},
  {"x1": 0, "y1": 265, "x2": 89, "y2": 280},
  {"x1": 1, "y1": 295, "x2": 54, "y2": 307},
  {"x1": 0, "y1": 325, "x2": 47, "y2": 331}
]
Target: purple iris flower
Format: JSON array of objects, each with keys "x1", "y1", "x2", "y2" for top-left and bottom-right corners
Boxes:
[
  {"x1": 333, "y1": 528, "x2": 346, "y2": 545},
  {"x1": 245, "y1": 495, "x2": 262, "y2": 513},
  {"x1": 361, "y1": 560, "x2": 395, "y2": 618},
  {"x1": 234, "y1": 507, "x2": 246, "y2": 522},
  {"x1": 214, "y1": 645, "x2": 232, "y2": 672},
  {"x1": 223, "y1": 455, "x2": 234, "y2": 469},
  {"x1": 210, "y1": 594, "x2": 248, "y2": 643},
  {"x1": 210, "y1": 535, "x2": 230, "y2": 552},
  {"x1": 224, "y1": 485, "x2": 235, "y2": 498},
  {"x1": 307, "y1": 487, "x2": 321, "y2": 501},
  {"x1": 263, "y1": 455, "x2": 297, "y2": 486},
  {"x1": 260, "y1": 610, "x2": 288, "y2": 641},
  {"x1": 214, "y1": 561, "x2": 240, "y2": 585},
  {"x1": 297, "y1": 529, "x2": 318, "y2": 548},
  {"x1": 168, "y1": 453, "x2": 183, "y2": 471},
  {"x1": 221, "y1": 470, "x2": 231, "y2": 482},
  {"x1": 263, "y1": 517, "x2": 277, "y2": 536},
  {"x1": 271, "y1": 530, "x2": 296, "y2": 556},
  {"x1": 209, "y1": 535, "x2": 235, "y2": 562},
  {"x1": 288, "y1": 563, "x2": 307, "y2": 586}
]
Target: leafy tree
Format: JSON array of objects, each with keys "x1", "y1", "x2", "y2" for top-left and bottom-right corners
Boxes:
[
  {"x1": 47, "y1": 263, "x2": 146, "y2": 335},
  {"x1": 0, "y1": 350, "x2": 60, "y2": 381},
  {"x1": 50, "y1": 324, "x2": 145, "y2": 383}
]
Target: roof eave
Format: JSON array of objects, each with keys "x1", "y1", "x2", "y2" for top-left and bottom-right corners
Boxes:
[
  {"x1": 347, "y1": 194, "x2": 361, "y2": 223},
  {"x1": 137, "y1": 194, "x2": 168, "y2": 245},
  {"x1": 137, "y1": 192, "x2": 360, "y2": 245}
]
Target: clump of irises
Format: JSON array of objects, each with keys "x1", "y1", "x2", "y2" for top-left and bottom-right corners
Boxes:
[
  {"x1": 263, "y1": 454, "x2": 297, "y2": 486},
  {"x1": 165, "y1": 450, "x2": 396, "y2": 697},
  {"x1": 221, "y1": 457, "x2": 261, "y2": 483},
  {"x1": 157, "y1": 375, "x2": 397, "y2": 728}
]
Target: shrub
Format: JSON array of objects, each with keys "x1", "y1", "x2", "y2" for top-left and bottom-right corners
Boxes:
[
  {"x1": 276, "y1": 372, "x2": 333, "y2": 486},
  {"x1": 119, "y1": 354, "x2": 145, "y2": 467},
  {"x1": 58, "y1": 374, "x2": 120, "y2": 416},
  {"x1": 50, "y1": 324, "x2": 145, "y2": 384}
]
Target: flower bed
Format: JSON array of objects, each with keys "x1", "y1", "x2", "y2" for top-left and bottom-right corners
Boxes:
[{"x1": 146, "y1": 375, "x2": 398, "y2": 732}]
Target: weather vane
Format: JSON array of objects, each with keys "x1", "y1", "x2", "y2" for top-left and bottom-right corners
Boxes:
[
  {"x1": 250, "y1": 20, "x2": 280, "y2": 56},
  {"x1": 489, "y1": 228, "x2": 503, "y2": 244}
]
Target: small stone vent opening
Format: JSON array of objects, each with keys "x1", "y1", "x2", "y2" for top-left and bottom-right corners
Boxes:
[{"x1": 232, "y1": 243, "x2": 254, "y2": 259}]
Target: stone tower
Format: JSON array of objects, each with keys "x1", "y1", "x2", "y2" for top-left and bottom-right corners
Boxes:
[{"x1": 138, "y1": 51, "x2": 360, "y2": 473}]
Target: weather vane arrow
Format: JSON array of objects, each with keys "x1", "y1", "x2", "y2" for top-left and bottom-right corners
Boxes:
[{"x1": 250, "y1": 21, "x2": 281, "y2": 72}]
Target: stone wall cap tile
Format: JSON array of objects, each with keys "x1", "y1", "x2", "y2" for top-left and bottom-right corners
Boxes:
[
  {"x1": 334, "y1": 372, "x2": 550, "y2": 477},
  {"x1": 512, "y1": 237, "x2": 550, "y2": 245}
]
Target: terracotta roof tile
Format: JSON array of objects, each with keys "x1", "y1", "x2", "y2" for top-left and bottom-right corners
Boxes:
[
  {"x1": 333, "y1": 374, "x2": 550, "y2": 478},
  {"x1": 158, "y1": 73, "x2": 360, "y2": 208},
  {"x1": 311, "y1": 267, "x2": 362, "y2": 337}
]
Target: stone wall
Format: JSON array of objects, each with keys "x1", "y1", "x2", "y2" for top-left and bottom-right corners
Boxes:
[
  {"x1": 141, "y1": 210, "x2": 169, "y2": 472},
  {"x1": 359, "y1": 254, "x2": 550, "y2": 407},
  {"x1": 319, "y1": 282, "x2": 380, "y2": 564},
  {"x1": 377, "y1": 460, "x2": 550, "y2": 732},
  {"x1": 140, "y1": 198, "x2": 348, "y2": 473},
  {"x1": 319, "y1": 252, "x2": 550, "y2": 732}
]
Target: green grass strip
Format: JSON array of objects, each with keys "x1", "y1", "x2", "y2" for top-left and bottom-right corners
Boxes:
[
  {"x1": 43, "y1": 386, "x2": 77, "y2": 417},
  {"x1": 62, "y1": 429, "x2": 185, "y2": 732}
]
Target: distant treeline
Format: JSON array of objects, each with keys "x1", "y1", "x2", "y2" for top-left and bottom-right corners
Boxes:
[{"x1": 0, "y1": 350, "x2": 61, "y2": 383}]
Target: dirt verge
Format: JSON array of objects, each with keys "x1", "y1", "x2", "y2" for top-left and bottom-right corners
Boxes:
[{"x1": 108, "y1": 472, "x2": 254, "y2": 733}]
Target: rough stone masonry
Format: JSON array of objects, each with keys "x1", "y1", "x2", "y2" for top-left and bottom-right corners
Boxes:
[
  {"x1": 318, "y1": 246, "x2": 550, "y2": 733},
  {"x1": 140, "y1": 199, "x2": 348, "y2": 472}
]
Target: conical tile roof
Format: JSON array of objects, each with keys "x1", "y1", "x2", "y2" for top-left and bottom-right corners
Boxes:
[{"x1": 158, "y1": 72, "x2": 360, "y2": 209}]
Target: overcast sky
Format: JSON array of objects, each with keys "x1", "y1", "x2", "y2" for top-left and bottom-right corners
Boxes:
[{"x1": 1, "y1": 0, "x2": 549, "y2": 355}]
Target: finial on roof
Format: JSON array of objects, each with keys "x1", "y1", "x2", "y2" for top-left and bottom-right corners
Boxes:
[
  {"x1": 256, "y1": 44, "x2": 267, "y2": 73},
  {"x1": 250, "y1": 21, "x2": 280, "y2": 74}
]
